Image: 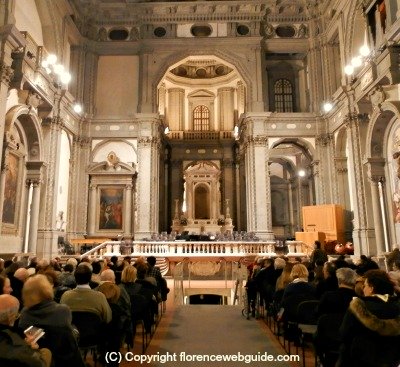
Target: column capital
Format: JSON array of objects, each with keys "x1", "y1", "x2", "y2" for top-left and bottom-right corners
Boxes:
[
  {"x1": 89, "y1": 183, "x2": 97, "y2": 190},
  {"x1": 126, "y1": 183, "x2": 133, "y2": 190},
  {"x1": 316, "y1": 133, "x2": 333, "y2": 147},
  {"x1": 42, "y1": 116, "x2": 65, "y2": 129},
  {"x1": 26, "y1": 178, "x2": 41, "y2": 187}
]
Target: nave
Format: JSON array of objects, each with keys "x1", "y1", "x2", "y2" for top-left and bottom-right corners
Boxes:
[{"x1": 120, "y1": 281, "x2": 301, "y2": 367}]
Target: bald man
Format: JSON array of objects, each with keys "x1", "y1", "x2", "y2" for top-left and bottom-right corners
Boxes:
[{"x1": 0, "y1": 294, "x2": 51, "y2": 367}]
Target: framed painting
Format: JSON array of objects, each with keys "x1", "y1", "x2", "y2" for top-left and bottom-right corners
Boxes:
[
  {"x1": 2, "y1": 154, "x2": 19, "y2": 225},
  {"x1": 98, "y1": 187, "x2": 123, "y2": 230}
]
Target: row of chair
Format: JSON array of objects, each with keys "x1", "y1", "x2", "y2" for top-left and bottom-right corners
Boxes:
[{"x1": 264, "y1": 299, "x2": 342, "y2": 367}]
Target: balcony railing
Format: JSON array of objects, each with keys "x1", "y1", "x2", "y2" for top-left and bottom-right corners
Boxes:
[
  {"x1": 80, "y1": 240, "x2": 309, "y2": 259},
  {"x1": 168, "y1": 130, "x2": 233, "y2": 140}
]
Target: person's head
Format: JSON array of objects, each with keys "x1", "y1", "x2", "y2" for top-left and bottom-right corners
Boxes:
[
  {"x1": 262, "y1": 258, "x2": 274, "y2": 268},
  {"x1": 100, "y1": 269, "x2": 116, "y2": 283},
  {"x1": 92, "y1": 261, "x2": 102, "y2": 275},
  {"x1": 274, "y1": 257, "x2": 286, "y2": 270},
  {"x1": 290, "y1": 264, "x2": 309, "y2": 280},
  {"x1": 121, "y1": 265, "x2": 137, "y2": 283},
  {"x1": 363, "y1": 269, "x2": 395, "y2": 296},
  {"x1": 66, "y1": 257, "x2": 78, "y2": 271},
  {"x1": 63, "y1": 263, "x2": 74, "y2": 273},
  {"x1": 0, "y1": 275, "x2": 12, "y2": 295},
  {"x1": 314, "y1": 241, "x2": 321, "y2": 249},
  {"x1": 22, "y1": 274, "x2": 54, "y2": 308},
  {"x1": 110, "y1": 256, "x2": 118, "y2": 265},
  {"x1": 336, "y1": 267, "x2": 357, "y2": 288},
  {"x1": 147, "y1": 256, "x2": 157, "y2": 267},
  {"x1": 323, "y1": 261, "x2": 336, "y2": 279},
  {"x1": 13, "y1": 268, "x2": 29, "y2": 283},
  {"x1": 74, "y1": 263, "x2": 93, "y2": 285},
  {"x1": 0, "y1": 294, "x2": 19, "y2": 326},
  {"x1": 135, "y1": 262, "x2": 148, "y2": 280},
  {"x1": 98, "y1": 282, "x2": 120, "y2": 304}
]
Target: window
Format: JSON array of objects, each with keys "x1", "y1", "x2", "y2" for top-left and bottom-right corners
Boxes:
[
  {"x1": 274, "y1": 79, "x2": 293, "y2": 112},
  {"x1": 193, "y1": 105, "x2": 210, "y2": 131}
]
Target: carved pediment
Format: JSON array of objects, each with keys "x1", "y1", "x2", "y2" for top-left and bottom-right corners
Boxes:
[{"x1": 87, "y1": 161, "x2": 136, "y2": 174}]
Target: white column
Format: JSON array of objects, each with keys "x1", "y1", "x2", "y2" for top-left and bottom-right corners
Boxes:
[
  {"x1": 88, "y1": 183, "x2": 97, "y2": 235},
  {"x1": 24, "y1": 181, "x2": 33, "y2": 253},
  {"x1": 242, "y1": 117, "x2": 273, "y2": 239},
  {"x1": 135, "y1": 130, "x2": 161, "y2": 239},
  {"x1": 369, "y1": 177, "x2": 385, "y2": 254},
  {"x1": 28, "y1": 180, "x2": 41, "y2": 254},
  {"x1": 124, "y1": 183, "x2": 132, "y2": 236}
]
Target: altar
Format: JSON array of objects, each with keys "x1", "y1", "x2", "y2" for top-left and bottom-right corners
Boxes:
[{"x1": 171, "y1": 161, "x2": 234, "y2": 235}]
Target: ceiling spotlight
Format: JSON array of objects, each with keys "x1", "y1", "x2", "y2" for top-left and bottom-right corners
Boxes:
[
  {"x1": 73, "y1": 104, "x2": 82, "y2": 113},
  {"x1": 298, "y1": 169, "x2": 306, "y2": 177},
  {"x1": 60, "y1": 72, "x2": 71, "y2": 85},
  {"x1": 47, "y1": 54, "x2": 57, "y2": 65},
  {"x1": 323, "y1": 102, "x2": 333, "y2": 113},
  {"x1": 351, "y1": 56, "x2": 362, "y2": 68},
  {"x1": 344, "y1": 64, "x2": 354, "y2": 75},
  {"x1": 359, "y1": 45, "x2": 370, "y2": 57}
]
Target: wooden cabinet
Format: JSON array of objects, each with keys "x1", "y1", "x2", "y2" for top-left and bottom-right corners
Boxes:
[{"x1": 295, "y1": 204, "x2": 344, "y2": 247}]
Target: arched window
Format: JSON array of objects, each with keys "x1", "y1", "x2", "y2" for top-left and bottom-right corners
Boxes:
[
  {"x1": 193, "y1": 105, "x2": 210, "y2": 131},
  {"x1": 274, "y1": 79, "x2": 293, "y2": 112}
]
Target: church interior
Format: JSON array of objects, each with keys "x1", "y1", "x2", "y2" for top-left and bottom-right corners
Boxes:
[{"x1": 0, "y1": 0, "x2": 400, "y2": 259}]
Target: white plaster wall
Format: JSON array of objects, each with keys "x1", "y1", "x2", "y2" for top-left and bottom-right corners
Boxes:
[
  {"x1": 15, "y1": 0, "x2": 44, "y2": 46},
  {"x1": 56, "y1": 131, "x2": 70, "y2": 226},
  {"x1": 92, "y1": 141, "x2": 137, "y2": 165},
  {"x1": 95, "y1": 56, "x2": 139, "y2": 118}
]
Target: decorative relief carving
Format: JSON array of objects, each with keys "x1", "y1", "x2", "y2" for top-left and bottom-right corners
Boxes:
[
  {"x1": 0, "y1": 64, "x2": 14, "y2": 85},
  {"x1": 249, "y1": 135, "x2": 268, "y2": 146},
  {"x1": 188, "y1": 261, "x2": 221, "y2": 276},
  {"x1": 104, "y1": 151, "x2": 121, "y2": 171},
  {"x1": 368, "y1": 86, "x2": 386, "y2": 112},
  {"x1": 336, "y1": 168, "x2": 348, "y2": 174}
]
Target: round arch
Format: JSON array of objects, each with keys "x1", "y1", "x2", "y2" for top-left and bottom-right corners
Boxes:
[
  {"x1": 4, "y1": 105, "x2": 44, "y2": 161},
  {"x1": 365, "y1": 101, "x2": 400, "y2": 158},
  {"x1": 91, "y1": 139, "x2": 138, "y2": 163},
  {"x1": 269, "y1": 137, "x2": 316, "y2": 160},
  {"x1": 152, "y1": 50, "x2": 253, "y2": 113}
]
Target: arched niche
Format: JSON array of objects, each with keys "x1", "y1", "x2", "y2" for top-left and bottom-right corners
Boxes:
[{"x1": 194, "y1": 183, "x2": 210, "y2": 219}]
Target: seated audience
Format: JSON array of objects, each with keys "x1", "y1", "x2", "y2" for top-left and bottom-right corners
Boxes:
[
  {"x1": 11, "y1": 267, "x2": 29, "y2": 306},
  {"x1": 0, "y1": 274, "x2": 12, "y2": 295},
  {"x1": 98, "y1": 282, "x2": 130, "y2": 361},
  {"x1": 316, "y1": 261, "x2": 338, "y2": 298},
  {"x1": 337, "y1": 269, "x2": 400, "y2": 367},
  {"x1": 317, "y1": 267, "x2": 357, "y2": 316},
  {"x1": 280, "y1": 263, "x2": 316, "y2": 323},
  {"x1": 314, "y1": 267, "x2": 358, "y2": 367},
  {"x1": 356, "y1": 255, "x2": 379, "y2": 275},
  {"x1": 19, "y1": 275, "x2": 72, "y2": 329},
  {"x1": 19, "y1": 275, "x2": 84, "y2": 367},
  {"x1": 0, "y1": 294, "x2": 52, "y2": 367},
  {"x1": 60, "y1": 263, "x2": 112, "y2": 323}
]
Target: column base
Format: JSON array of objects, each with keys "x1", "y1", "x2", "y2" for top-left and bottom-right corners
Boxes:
[
  {"x1": 254, "y1": 230, "x2": 275, "y2": 241},
  {"x1": 36, "y1": 230, "x2": 63, "y2": 259}
]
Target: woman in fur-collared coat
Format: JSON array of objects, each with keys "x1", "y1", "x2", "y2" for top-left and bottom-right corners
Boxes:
[{"x1": 337, "y1": 269, "x2": 400, "y2": 367}]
